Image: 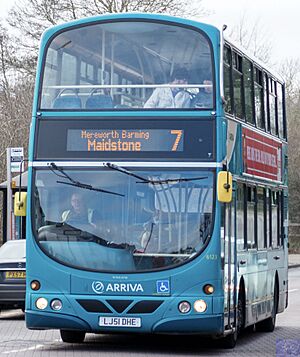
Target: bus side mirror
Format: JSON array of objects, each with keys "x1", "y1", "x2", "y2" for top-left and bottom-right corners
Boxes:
[
  {"x1": 217, "y1": 171, "x2": 232, "y2": 203},
  {"x1": 14, "y1": 192, "x2": 27, "y2": 216}
]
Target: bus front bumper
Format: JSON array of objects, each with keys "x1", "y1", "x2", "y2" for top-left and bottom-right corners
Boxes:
[
  {"x1": 26, "y1": 310, "x2": 223, "y2": 335},
  {"x1": 153, "y1": 314, "x2": 223, "y2": 333},
  {"x1": 26, "y1": 293, "x2": 224, "y2": 334},
  {"x1": 26, "y1": 310, "x2": 91, "y2": 331}
]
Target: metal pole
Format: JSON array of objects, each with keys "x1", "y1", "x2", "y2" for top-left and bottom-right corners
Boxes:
[
  {"x1": 6, "y1": 148, "x2": 12, "y2": 241},
  {"x1": 101, "y1": 30, "x2": 105, "y2": 86}
]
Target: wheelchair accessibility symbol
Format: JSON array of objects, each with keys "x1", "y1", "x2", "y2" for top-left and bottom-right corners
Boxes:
[{"x1": 156, "y1": 280, "x2": 170, "y2": 294}]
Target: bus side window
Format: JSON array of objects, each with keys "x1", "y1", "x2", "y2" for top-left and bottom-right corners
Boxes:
[
  {"x1": 271, "y1": 191, "x2": 279, "y2": 248},
  {"x1": 243, "y1": 58, "x2": 254, "y2": 125},
  {"x1": 277, "y1": 83, "x2": 285, "y2": 139},
  {"x1": 236, "y1": 183, "x2": 245, "y2": 251},
  {"x1": 270, "y1": 191, "x2": 279, "y2": 248},
  {"x1": 223, "y1": 45, "x2": 233, "y2": 114},
  {"x1": 278, "y1": 191, "x2": 284, "y2": 247},
  {"x1": 257, "y1": 187, "x2": 265, "y2": 250},
  {"x1": 269, "y1": 78, "x2": 278, "y2": 136},
  {"x1": 232, "y1": 52, "x2": 244, "y2": 119},
  {"x1": 264, "y1": 73, "x2": 270, "y2": 132},
  {"x1": 264, "y1": 189, "x2": 269, "y2": 248},
  {"x1": 266, "y1": 189, "x2": 272, "y2": 248},
  {"x1": 254, "y1": 67, "x2": 265, "y2": 130},
  {"x1": 246, "y1": 186, "x2": 256, "y2": 249}
]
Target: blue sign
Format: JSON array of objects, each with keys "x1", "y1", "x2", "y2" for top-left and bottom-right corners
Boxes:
[{"x1": 156, "y1": 280, "x2": 170, "y2": 294}]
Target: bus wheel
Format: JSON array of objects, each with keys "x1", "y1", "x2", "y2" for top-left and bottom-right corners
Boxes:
[
  {"x1": 237, "y1": 288, "x2": 245, "y2": 333},
  {"x1": 60, "y1": 330, "x2": 86, "y2": 343},
  {"x1": 220, "y1": 289, "x2": 244, "y2": 349},
  {"x1": 256, "y1": 281, "x2": 278, "y2": 332},
  {"x1": 220, "y1": 330, "x2": 237, "y2": 349}
]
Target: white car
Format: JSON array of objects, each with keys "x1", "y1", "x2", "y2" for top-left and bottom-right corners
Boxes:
[{"x1": 0, "y1": 240, "x2": 26, "y2": 312}]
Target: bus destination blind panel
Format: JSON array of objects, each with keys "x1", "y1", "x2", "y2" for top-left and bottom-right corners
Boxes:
[
  {"x1": 67, "y1": 129, "x2": 184, "y2": 152},
  {"x1": 35, "y1": 118, "x2": 215, "y2": 161}
]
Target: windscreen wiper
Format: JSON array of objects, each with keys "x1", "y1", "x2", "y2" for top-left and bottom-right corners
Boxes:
[
  {"x1": 104, "y1": 162, "x2": 149, "y2": 182},
  {"x1": 136, "y1": 177, "x2": 208, "y2": 184},
  {"x1": 104, "y1": 162, "x2": 207, "y2": 185},
  {"x1": 49, "y1": 163, "x2": 124, "y2": 197}
]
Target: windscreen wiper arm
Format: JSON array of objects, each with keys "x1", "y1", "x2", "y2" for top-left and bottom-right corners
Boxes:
[
  {"x1": 104, "y1": 162, "x2": 149, "y2": 182},
  {"x1": 49, "y1": 163, "x2": 124, "y2": 197},
  {"x1": 136, "y1": 177, "x2": 208, "y2": 184},
  {"x1": 56, "y1": 180, "x2": 124, "y2": 196},
  {"x1": 104, "y1": 162, "x2": 207, "y2": 185}
]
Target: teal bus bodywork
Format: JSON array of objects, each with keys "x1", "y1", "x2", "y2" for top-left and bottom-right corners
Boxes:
[{"x1": 25, "y1": 13, "x2": 288, "y2": 346}]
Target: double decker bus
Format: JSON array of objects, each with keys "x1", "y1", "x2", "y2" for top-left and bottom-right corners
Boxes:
[{"x1": 18, "y1": 13, "x2": 288, "y2": 348}]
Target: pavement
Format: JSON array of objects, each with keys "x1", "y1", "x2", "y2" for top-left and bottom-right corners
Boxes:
[{"x1": 289, "y1": 254, "x2": 300, "y2": 268}]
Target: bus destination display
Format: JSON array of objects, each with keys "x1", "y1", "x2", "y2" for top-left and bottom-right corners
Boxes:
[{"x1": 67, "y1": 129, "x2": 184, "y2": 152}]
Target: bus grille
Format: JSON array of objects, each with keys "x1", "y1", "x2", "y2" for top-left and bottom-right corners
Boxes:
[{"x1": 76, "y1": 299, "x2": 163, "y2": 314}]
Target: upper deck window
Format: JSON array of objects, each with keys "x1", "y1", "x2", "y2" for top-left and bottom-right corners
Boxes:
[{"x1": 40, "y1": 21, "x2": 214, "y2": 110}]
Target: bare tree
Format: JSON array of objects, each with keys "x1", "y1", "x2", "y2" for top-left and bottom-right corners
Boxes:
[
  {"x1": 279, "y1": 59, "x2": 300, "y2": 230},
  {"x1": 0, "y1": 23, "x2": 33, "y2": 181},
  {"x1": 279, "y1": 58, "x2": 300, "y2": 102},
  {"x1": 0, "y1": 25, "x2": 14, "y2": 114},
  {"x1": 226, "y1": 12, "x2": 273, "y2": 65},
  {"x1": 0, "y1": 22, "x2": 33, "y2": 243},
  {"x1": 6, "y1": 0, "x2": 206, "y2": 76}
]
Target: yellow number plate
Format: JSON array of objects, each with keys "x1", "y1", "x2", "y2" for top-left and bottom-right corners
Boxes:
[{"x1": 5, "y1": 271, "x2": 26, "y2": 279}]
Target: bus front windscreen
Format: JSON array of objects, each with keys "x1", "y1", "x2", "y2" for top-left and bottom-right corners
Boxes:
[
  {"x1": 41, "y1": 20, "x2": 214, "y2": 110},
  {"x1": 33, "y1": 168, "x2": 214, "y2": 272}
]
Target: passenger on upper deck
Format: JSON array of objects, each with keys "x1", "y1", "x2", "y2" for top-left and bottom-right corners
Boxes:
[
  {"x1": 144, "y1": 67, "x2": 191, "y2": 109},
  {"x1": 191, "y1": 79, "x2": 213, "y2": 108}
]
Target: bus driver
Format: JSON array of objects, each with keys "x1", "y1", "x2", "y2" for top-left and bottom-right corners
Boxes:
[{"x1": 62, "y1": 192, "x2": 96, "y2": 228}]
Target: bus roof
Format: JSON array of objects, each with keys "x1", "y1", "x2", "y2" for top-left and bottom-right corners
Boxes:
[{"x1": 40, "y1": 12, "x2": 220, "y2": 42}]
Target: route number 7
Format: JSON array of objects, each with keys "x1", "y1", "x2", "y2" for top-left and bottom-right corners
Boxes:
[{"x1": 170, "y1": 130, "x2": 183, "y2": 151}]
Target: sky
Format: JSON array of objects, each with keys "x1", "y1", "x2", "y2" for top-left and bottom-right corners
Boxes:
[
  {"x1": 200, "y1": 0, "x2": 300, "y2": 64},
  {"x1": 0, "y1": 0, "x2": 11, "y2": 17},
  {"x1": 0, "y1": 0, "x2": 299, "y2": 64}
]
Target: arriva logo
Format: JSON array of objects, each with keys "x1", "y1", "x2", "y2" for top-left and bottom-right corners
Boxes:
[
  {"x1": 92, "y1": 281, "x2": 144, "y2": 294},
  {"x1": 92, "y1": 281, "x2": 105, "y2": 294}
]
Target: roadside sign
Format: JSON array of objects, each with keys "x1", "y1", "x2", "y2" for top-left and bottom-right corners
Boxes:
[{"x1": 10, "y1": 147, "x2": 24, "y2": 173}]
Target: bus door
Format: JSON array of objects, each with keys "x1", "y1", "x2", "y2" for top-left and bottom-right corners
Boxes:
[{"x1": 223, "y1": 184, "x2": 237, "y2": 331}]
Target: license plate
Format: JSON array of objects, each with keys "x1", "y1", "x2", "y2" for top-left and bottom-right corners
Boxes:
[
  {"x1": 99, "y1": 316, "x2": 141, "y2": 328},
  {"x1": 5, "y1": 271, "x2": 26, "y2": 279}
]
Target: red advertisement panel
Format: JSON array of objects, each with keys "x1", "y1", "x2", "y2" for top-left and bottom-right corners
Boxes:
[{"x1": 243, "y1": 128, "x2": 282, "y2": 181}]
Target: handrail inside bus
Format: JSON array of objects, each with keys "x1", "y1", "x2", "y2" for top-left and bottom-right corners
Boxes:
[{"x1": 46, "y1": 84, "x2": 213, "y2": 90}]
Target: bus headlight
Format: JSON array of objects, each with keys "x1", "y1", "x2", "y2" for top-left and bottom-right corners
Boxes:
[
  {"x1": 50, "y1": 299, "x2": 62, "y2": 311},
  {"x1": 194, "y1": 299, "x2": 207, "y2": 313},
  {"x1": 178, "y1": 301, "x2": 191, "y2": 314},
  {"x1": 35, "y1": 297, "x2": 48, "y2": 310}
]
